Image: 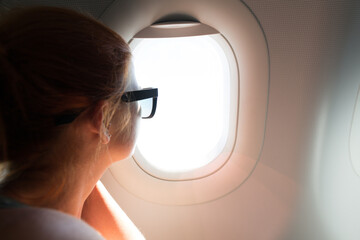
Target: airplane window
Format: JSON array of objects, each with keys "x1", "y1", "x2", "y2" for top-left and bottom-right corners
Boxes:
[
  {"x1": 130, "y1": 34, "x2": 233, "y2": 179},
  {"x1": 103, "y1": 5, "x2": 268, "y2": 204}
]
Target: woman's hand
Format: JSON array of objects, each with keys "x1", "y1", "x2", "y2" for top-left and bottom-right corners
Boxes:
[{"x1": 81, "y1": 181, "x2": 145, "y2": 240}]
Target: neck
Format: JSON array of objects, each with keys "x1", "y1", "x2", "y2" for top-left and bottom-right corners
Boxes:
[{"x1": 55, "y1": 155, "x2": 109, "y2": 217}]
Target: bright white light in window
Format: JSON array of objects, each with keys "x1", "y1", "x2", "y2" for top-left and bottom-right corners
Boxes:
[{"x1": 131, "y1": 35, "x2": 230, "y2": 173}]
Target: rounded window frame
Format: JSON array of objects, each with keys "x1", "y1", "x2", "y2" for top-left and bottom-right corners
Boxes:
[
  {"x1": 100, "y1": 0, "x2": 270, "y2": 205},
  {"x1": 128, "y1": 28, "x2": 239, "y2": 181}
]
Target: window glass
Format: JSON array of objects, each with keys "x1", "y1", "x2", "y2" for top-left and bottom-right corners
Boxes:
[{"x1": 131, "y1": 35, "x2": 230, "y2": 173}]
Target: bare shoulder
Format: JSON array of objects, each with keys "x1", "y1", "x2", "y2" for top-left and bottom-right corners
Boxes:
[{"x1": 0, "y1": 207, "x2": 104, "y2": 240}]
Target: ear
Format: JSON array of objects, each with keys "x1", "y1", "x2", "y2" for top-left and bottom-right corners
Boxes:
[{"x1": 88, "y1": 101, "x2": 108, "y2": 135}]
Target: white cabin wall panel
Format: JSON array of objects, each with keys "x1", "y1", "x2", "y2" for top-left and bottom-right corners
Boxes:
[
  {"x1": 308, "y1": 7, "x2": 360, "y2": 240},
  {"x1": 99, "y1": 1, "x2": 360, "y2": 240},
  {"x1": 100, "y1": 0, "x2": 359, "y2": 239},
  {"x1": 102, "y1": 162, "x2": 296, "y2": 240},
  {"x1": 104, "y1": 1, "x2": 360, "y2": 240},
  {"x1": 246, "y1": 0, "x2": 354, "y2": 181},
  {"x1": 246, "y1": 1, "x2": 360, "y2": 239}
]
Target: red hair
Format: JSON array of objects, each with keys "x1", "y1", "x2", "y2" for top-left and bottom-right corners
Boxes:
[{"x1": 0, "y1": 6, "x2": 132, "y2": 198}]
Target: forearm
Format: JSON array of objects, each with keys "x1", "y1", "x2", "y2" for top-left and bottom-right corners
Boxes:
[{"x1": 81, "y1": 181, "x2": 145, "y2": 240}]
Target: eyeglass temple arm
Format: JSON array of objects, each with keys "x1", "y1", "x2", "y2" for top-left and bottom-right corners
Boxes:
[{"x1": 121, "y1": 88, "x2": 158, "y2": 102}]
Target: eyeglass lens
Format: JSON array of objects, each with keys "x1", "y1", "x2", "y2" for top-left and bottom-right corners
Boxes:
[{"x1": 138, "y1": 98, "x2": 153, "y2": 118}]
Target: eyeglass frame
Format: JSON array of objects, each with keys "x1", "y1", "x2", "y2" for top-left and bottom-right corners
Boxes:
[
  {"x1": 121, "y1": 88, "x2": 158, "y2": 119},
  {"x1": 54, "y1": 88, "x2": 158, "y2": 125}
]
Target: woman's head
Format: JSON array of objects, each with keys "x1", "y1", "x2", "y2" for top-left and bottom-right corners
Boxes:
[{"x1": 0, "y1": 6, "x2": 136, "y2": 194}]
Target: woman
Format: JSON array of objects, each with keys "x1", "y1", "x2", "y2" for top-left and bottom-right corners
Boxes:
[{"x1": 0, "y1": 6, "x2": 155, "y2": 239}]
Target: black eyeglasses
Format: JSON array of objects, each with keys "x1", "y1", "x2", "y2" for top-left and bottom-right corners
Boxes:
[
  {"x1": 54, "y1": 88, "x2": 158, "y2": 125},
  {"x1": 121, "y1": 88, "x2": 158, "y2": 119}
]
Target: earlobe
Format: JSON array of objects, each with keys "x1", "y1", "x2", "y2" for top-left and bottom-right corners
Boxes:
[{"x1": 100, "y1": 127, "x2": 111, "y2": 144}]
